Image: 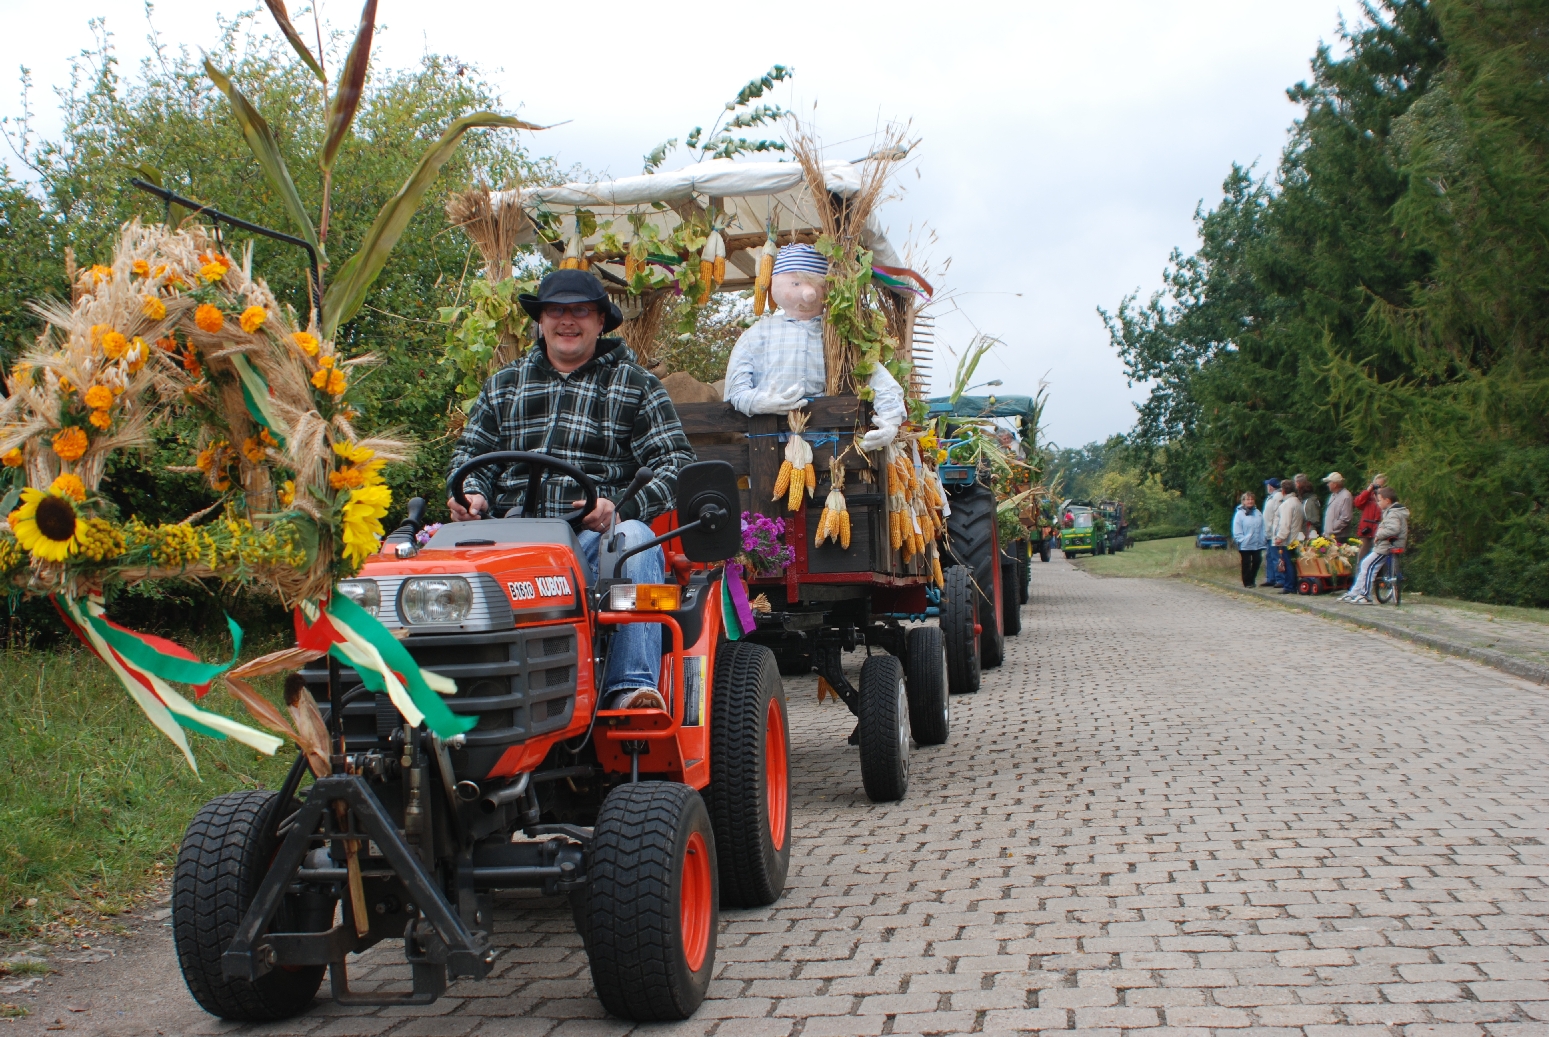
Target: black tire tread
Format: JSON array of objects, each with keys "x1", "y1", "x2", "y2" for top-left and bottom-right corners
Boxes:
[
  {"x1": 905, "y1": 625, "x2": 949, "y2": 746},
  {"x1": 942, "y1": 564, "x2": 980, "y2": 696},
  {"x1": 1001, "y1": 557, "x2": 1022, "y2": 636},
  {"x1": 857, "y1": 654, "x2": 909, "y2": 802},
  {"x1": 945, "y1": 479, "x2": 1005, "y2": 669},
  {"x1": 587, "y1": 783, "x2": 717, "y2": 1021},
  {"x1": 707, "y1": 641, "x2": 790, "y2": 909},
  {"x1": 173, "y1": 790, "x2": 323, "y2": 1022}
]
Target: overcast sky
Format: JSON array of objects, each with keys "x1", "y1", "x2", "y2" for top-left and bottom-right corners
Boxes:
[{"x1": 0, "y1": 1, "x2": 1352, "y2": 448}]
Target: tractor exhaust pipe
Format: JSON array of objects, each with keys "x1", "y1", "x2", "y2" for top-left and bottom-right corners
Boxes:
[{"x1": 479, "y1": 773, "x2": 531, "y2": 815}]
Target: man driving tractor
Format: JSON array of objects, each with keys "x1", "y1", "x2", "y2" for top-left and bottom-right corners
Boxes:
[{"x1": 448, "y1": 269, "x2": 695, "y2": 710}]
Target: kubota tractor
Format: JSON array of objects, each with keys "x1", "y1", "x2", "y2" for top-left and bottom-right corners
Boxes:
[{"x1": 170, "y1": 454, "x2": 789, "y2": 1023}]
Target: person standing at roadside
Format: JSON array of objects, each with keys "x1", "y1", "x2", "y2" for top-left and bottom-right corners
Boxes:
[
  {"x1": 1322, "y1": 472, "x2": 1353, "y2": 541},
  {"x1": 1232, "y1": 491, "x2": 1267, "y2": 588},
  {"x1": 1352, "y1": 473, "x2": 1387, "y2": 560},
  {"x1": 1261, "y1": 478, "x2": 1284, "y2": 587},
  {"x1": 1296, "y1": 474, "x2": 1321, "y2": 541},
  {"x1": 1275, "y1": 478, "x2": 1302, "y2": 594}
]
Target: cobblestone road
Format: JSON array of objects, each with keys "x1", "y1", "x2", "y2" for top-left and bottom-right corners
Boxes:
[{"x1": 15, "y1": 557, "x2": 1549, "y2": 1037}]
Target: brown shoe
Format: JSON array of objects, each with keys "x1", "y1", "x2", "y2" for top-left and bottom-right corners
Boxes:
[{"x1": 604, "y1": 687, "x2": 667, "y2": 711}]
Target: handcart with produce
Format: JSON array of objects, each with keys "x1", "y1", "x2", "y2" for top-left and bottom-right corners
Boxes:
[
  {"x1": 1291, "y1": 536, "x2": 1358, "y2": 595},
  {"x1": 473, "y1": 125, "x2": 1000, "y2": 804}
]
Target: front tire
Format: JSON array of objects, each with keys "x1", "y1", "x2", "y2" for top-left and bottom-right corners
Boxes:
[
  {"x1": 857, "y1": 654, "x2": 910, "y2": 802},
  {"x1": 904, "y1": 626, "x2": 949, "y2": 746},
  {"x1": 707, "y1": 642, "x2": 790, "y2": 909},
  {"x1": 1001, "y1": 557, "x2": 1022, "y2": 637},
  {"x1": 173, "y1": 790, "x2": 326, "y2": 1022},
  {"x1": 941, "y1": 564, "x2": 980, "y2": 696},
  {"x1": 1039, "y1": 539, "x2": 1051, "y2": 563},
  {"x1": 587, "y1": 783, "x2": 718, "y2": 1021}
]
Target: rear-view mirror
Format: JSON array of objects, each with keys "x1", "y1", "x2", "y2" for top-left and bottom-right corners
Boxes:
[{"x1": 676, "y1": 461, "x2": 740, "y2": 563}]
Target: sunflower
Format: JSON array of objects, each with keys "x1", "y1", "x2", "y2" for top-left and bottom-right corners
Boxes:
[
  {"x1": 340, "y1": 483, "x2": 391, "y2": 568},
  {"x1": 239, "y1": 306, "x2": 267, "y2": 333},
  {"x1": 10, "y1": 487, "x2": 85, "y2": 562}
]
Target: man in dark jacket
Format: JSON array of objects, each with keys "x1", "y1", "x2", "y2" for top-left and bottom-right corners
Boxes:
[{"x1": 448, "y1": 270, "x2": 696, "y2": 709}]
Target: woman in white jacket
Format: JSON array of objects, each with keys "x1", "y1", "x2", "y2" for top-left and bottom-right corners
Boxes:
[{"x1": 1231, "y1": 492, "x2": 1268, "y2": 588}]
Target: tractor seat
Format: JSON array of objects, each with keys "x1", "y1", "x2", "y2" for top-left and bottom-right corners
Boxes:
[{"x1": 425, "y1": 518, "x2": 588, "y2": 582}]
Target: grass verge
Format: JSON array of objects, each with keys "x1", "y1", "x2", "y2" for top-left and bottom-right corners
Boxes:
[
  {"x1": 1069, "y1": 536, "x2": 1240, "y2": 582},
  {"x1": 0, "y1": 641, "x2": 295, "y2": 941}
]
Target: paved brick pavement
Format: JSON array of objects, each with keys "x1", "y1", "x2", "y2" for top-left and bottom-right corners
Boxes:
[{"x1": 13, "y1": 557, "x2": 1549, "y2": 1037}]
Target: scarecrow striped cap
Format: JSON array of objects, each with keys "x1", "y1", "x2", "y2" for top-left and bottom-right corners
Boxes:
[{"x1": 773, "y1": 243, "x2": 828, "y2": 275}]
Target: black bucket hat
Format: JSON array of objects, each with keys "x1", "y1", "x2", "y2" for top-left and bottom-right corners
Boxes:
[{"x1": 518, "y1": 269, "x2": 624, "y2": 333}]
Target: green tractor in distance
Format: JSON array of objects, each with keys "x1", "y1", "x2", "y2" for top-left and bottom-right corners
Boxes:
[
  {"x1": 1057, "y1": 500, "x2": 1109, "y2": 557},
  {"x1": 1095, "y1": 500, "x2": 1129, "y2": 554}
]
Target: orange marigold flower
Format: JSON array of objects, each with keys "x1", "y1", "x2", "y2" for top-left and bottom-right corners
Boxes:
[
  {"x1": 239, "y1": 306, "x2": 267, "y2": 333},
  {"x1": 165, "y1": 274, "x2": 187, "y2": 290},
  {"x1": 1, "y1": 448, "x2": 22, "y2": 468},
  {"x1": 126, "y1": 338, "x2": 148, "y2": 373},
  {"x1": 328, "y1": 466, "x2": 366, "y2": 490},
  {"x1": 292, "y1": 331, "x2": 319, "y2": 356},
  {"x1": 100, "y1": 331, "x2": 128, "y2": 360},
  {"x1": 152, "y1": 264, "x2": 168, "y2": 278},
  {"x1": 156, "y1": 336, "x2": 178, "y2": 352},
  {"x1": 142, "y1": 295, "x2": 167, "y2": 320},
  {"x1": 198, "y1": 262, "x2": 226, "y2": 284},
  {"x1": 278, "y1": 480, "x2": 295, "y2": 507},
  {"x1": 83, "y1": 385, "x2": 114, "y2": 410},
  {"x1": 310, "y1": 368, "x2": 329, "y2": 390},
  {"x1": 194, "y1": 304, "x2": 224, "y2": 333},
  {"x1": 132, "y1": 259, "x2": 150, "y2": 277},
  {"x1": 50, "y1": 473, "x2": 87, "y2": 502},
  {"x1": 318, "y1": 354, "x2": 336, "y2": 369},
  {"x1": 89, "y1": 264, "x2": 112, "y2": 284},
  {"x1": 89, "y1": 409, "x2": 112, "y2": 431},
  {"x1": 325, "y1": 369, "x2": 347, "y2": 396},
  {"x1": 52, "y1": 427, "x2": 88, "y2": 462},
  {"x1": 241, "y1": 437, "x2": 268, "y2": 464},
  {"x1": 182, "y1": 349, "x2": 202, "y2": 376}
]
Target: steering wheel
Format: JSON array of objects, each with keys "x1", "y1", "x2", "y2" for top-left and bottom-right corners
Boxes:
[{"x1": 446, "y1": 451, "x2": 600, "y2": 532}]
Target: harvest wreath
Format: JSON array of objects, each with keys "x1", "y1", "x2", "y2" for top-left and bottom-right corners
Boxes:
[{"x1": 0, "y1": 221, "x2": 468, "y2": 771}]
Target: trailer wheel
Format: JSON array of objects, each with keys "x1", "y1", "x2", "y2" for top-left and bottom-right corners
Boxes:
[
  {"x1": 904, "y1": 625, "x2": 949, "y2": 746},
  {"x1": 587, "y1": 783, "x2": 718, "y2": 1021},
  {"x1": 858, "y1": 654, "x2": 910, "y2": 802},
  {"x1": 943, "y1": 476, "x2": 1003, "y2": 671},
  {"x1": 173, "y1": 789, "x2": 328, "y2": 1022},
  {"x1": 941, "y1": 564, "x2": 980, "y2": 696},
  {"x1": 1001, "y1": 557, "x2": 1022, "y2": 637},
  {"x1": 707, "y1": 642, "x2": 790, "y2": 909},
  {"x1": 1039, "y1": 539, "x2": 1051, "y2": 563},
  {"x1": 1018, "y1": 553, "x2": 1031, "y2": 604}
]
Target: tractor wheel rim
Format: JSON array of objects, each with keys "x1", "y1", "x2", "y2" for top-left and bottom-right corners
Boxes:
[
  {"x1": 765, "y1": 698, "x2": 789, "y2": 851},
  {"x1": 680, "y1": 830, "x2": 712, "y2": 972},
  {"x1": 897, "y1": 678, "x2": 911, "y2": 773}
]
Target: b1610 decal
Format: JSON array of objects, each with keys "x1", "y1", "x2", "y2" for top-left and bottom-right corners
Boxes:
[{"x1": 508, "y1": 574, "x2": 573, "y2": 604}]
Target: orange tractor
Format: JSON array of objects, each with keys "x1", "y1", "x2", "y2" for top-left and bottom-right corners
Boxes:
[{"x1": 171, "y1": 455, "x2": 789, "y2": 1023}]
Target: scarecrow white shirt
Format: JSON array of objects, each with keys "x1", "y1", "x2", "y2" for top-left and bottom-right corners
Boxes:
[{"x1": 723, "y1": 311, "x2": 907, "y2": 424}]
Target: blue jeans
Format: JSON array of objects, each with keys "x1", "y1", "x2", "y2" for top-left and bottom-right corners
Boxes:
[{"x1": 578, "y1": 520, "x2": 664, "y2": 694}]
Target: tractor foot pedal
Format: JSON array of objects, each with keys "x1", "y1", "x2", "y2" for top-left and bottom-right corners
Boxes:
[{"x1": 847, "y1": 724, "x2": 859, "y2": 746}]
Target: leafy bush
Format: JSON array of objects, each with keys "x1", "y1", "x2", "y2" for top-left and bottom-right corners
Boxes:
[{"x1": 1129, "y1": 525, "x2": 1197, "y2": 543}]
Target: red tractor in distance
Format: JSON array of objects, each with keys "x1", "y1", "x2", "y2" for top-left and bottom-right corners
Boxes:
[{"x1": 171, "y1": 456, "x2": 789, "y2": 1023}]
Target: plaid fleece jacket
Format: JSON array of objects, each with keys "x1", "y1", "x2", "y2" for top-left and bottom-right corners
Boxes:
[{"x1": 450, "y1": 339, "x2": 694, "y2": 522}]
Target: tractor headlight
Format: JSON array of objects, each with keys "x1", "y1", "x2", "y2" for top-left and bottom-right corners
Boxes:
[
  {"x1": 400, "y1": 576, "x2": 473, "y2": 626},
  {"x1": 337, "y1": 579, "x2": 380, "y2": 617}
]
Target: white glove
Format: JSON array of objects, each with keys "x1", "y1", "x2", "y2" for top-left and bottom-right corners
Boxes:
[
  {"x1": 860, "y1": 420, "x2": 898, "y2": 452},
  {"x1": 749, "y1": 384, "x2": 808, "y2": 415}
]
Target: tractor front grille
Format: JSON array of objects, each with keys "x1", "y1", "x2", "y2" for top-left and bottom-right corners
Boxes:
[{"x1": 302, "y1": 625, "x2": 580, "y2": 776}]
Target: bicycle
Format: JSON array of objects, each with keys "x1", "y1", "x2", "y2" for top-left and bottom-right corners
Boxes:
[{"x1": 1374, "y1": 547, "x2": 1404, "y2": 606}]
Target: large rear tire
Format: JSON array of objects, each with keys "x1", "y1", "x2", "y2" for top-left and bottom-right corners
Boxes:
[
  {"x1": 173, "y1": 790, "x2": 327, "y2": 1022},
  {"x1": 944, "y1": 477, "x2": 1004, "y2": 670},
  {"x1": 1018, "y1": 553, "x2": 1031, "y2": 604},
  {"x1": 1000, "y1": 557, "x2": 1022, "y2": 636},
  {"x1": 857, "y1": 654, "x2": 910, "y2": 802},
  {"x1": 904, "y1": 626, "x2": 949, "y2": 746},
  {"x1": 941, "y1": 564, "x2": 980, "y2": 696},
  {"x1": 706, "y1": 642, "x2": 790, "y2": 909},
  {"x1": 1039, "y1": 539, "x2": 1051, "y2": 563},
  {"x1": 587, "y1": 783, "x2": 718, "y2": 1021}
]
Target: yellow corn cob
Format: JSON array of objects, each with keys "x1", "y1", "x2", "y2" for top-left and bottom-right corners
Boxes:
[
  {"x1": 788, "y1": 475, "x2": 804, "y2": 513},
  {"x1": 714, "y1": 256, "x2": 725, "y2": 282},
  {"x1": 804, "y1": 464, "x2": 816, "y2": 494},
  {"x1": 840, "y1": 510, "x2": 851, "y2": 550},
  {"x1": 753, "y1": 282, "x2": 768, "y2": 315},
  {"x1": 699, "y1": 259, "x2": 714, "y2": 300},
  {"x1": 624, "y1": 254, "x2": 638, "y2": 279},
  {"x1": 753, "y1": 247, "x2": 776, "y2": 315},
  {"x1": 772, "y1": 459, "x2": 792, "y2": 499},
  {"x1": 814, "y1": 509, "x2": 830, "y2": 545},
  {"x1": 890, "y1": 510, "x2": 903, "y2": 550}
]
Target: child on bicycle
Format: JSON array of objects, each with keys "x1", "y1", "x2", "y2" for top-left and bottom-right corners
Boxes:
[{"x1": 1341, "y1": 487, "x2": 1409, "y2": 604}]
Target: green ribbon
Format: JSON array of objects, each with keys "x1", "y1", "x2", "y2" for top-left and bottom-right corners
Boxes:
[
  {"x1": 721, "y1": 579, "x2": 742, "y2": 641},
  {"x1": 327, "y1": 593, "x2": 476, "y2": 738},
  {"x1": 83, "y1": 611, "x2": 243, "y2": 687},
  {"x1": 231, "y1": 354, "x2": 288, "y2": 448}
]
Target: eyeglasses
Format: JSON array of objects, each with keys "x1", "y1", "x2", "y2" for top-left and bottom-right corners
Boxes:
[{"x1": 541, "y1": 303, "x2": 600, "y2": 319}]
